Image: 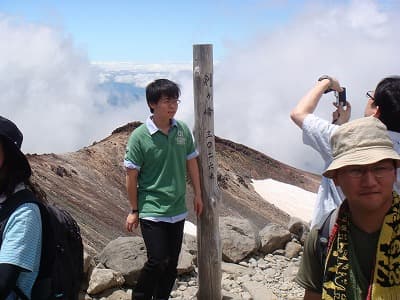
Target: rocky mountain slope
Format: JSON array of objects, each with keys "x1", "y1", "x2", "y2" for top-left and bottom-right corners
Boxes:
[{"x1": 27, "y1": 122, "x2": 320, "y2": 256}]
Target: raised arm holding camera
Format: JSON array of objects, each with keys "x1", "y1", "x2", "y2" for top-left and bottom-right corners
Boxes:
[
  {"x1": 290, "y1": 75, "x2": 400, "y2": 228},
  {"x1": 290, "y1": 76, "x2": 351, "y2": 228}
]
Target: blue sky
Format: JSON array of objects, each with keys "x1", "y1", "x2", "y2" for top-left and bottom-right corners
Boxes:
[
  {"x1": 1, "y1": 0, "x2": 306, "y2": 62},
  {"x1": 1, "y1": 0, "x2": 400, "y2": 172}
]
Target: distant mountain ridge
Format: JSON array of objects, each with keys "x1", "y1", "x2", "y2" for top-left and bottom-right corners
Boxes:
[
  {"x1": 99, "y1": 82, "x2": 144, "y2": 106},
  {"x1": 27, "y1": 121, "x2": 320, "y2": 256},
  {"x1": 93, "y1": 62, "x2": 192, "y2": 108}
]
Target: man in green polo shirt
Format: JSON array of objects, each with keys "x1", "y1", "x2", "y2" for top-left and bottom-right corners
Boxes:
[{"x1": 124, "y1": 78, "x2": 203, "y2": 300}]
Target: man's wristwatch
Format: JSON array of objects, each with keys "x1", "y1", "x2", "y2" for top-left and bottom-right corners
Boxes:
[
  {"x1": 131, "y1": 209, "x2": 139, "y2": 214},
  {"x1": 318, "y1": 75, "x2": 334, "y2": 94}
]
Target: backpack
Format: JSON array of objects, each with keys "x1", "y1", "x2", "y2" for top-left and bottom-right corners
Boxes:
[
  {"x1": 316, "y1": 207, "x2": 339, "y2": 268},
  {"x1": 0, "y1": 189, "x2": 83, "y2": 300}
]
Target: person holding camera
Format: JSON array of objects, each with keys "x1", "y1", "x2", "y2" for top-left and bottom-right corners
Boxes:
[{"x1": 290, "y1": 76, "x2": 400, "y2": 228}]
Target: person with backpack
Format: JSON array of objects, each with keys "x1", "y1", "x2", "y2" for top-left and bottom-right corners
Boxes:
[
  {"x1": 0, "y1": 116, "x2": 42, "y2": 299},
  {"x1": 0, "y1": 116, "x2": 83, "y2": 300},
  {"x1": 124, "y1": 79, "x2": 203, "y2": 300},
  {"x1": 290, "y1": 76, "x2": 400, "y2": 228},
  {"x1": 296, "y1": 116, "x2": 400, "y2": 299}
]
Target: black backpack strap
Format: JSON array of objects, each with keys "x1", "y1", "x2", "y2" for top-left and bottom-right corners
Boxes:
[
  {"x1": 0, "y1": 189, "x2": 38, "y2": 219},
  {"x1": 317, "y1": 207, "x2": 339, "y2": 268},
  {"x1": 14, "y1": 286, "x2": 29, "y2": 300},
  {"x1": 0, "y1": 189, "x2": 38, "y2": 247}
]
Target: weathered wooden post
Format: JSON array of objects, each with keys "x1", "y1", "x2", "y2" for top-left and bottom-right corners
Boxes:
[{"x1": 193, "y1": 44, "x2": 221, "y2": 300}]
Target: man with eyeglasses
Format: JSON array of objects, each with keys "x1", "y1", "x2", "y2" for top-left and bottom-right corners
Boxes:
[
  {"x1": 296, "y1": 116, "x2": 400, "y2": 299},
  {"x1": 124, "y1": 78, "x2": 203, "y2": 300},
  {"x1": 290, "y1": 76, "x2": 400, "y2": 228}
]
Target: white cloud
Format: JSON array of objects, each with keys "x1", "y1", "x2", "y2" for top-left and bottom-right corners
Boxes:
[
  {"x1": 209, "y1": 0, "x2": 400, "y2": 172},
  {"x1": 0, "y1": 15, "x2": 148, "y2": 154},
  {"x1": 93, "y1": 62, "x2": 193, "y2": 88},
  {"x1": 1, "y1": 0, "x2": 399, "y2": 175}
]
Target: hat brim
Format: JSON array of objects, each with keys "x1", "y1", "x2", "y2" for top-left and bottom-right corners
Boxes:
[
  {"x1": 323, "y1": 147, "x2": 400, "y2": 179},
  {"x1": 2, "y1": 137, "x2": 32, "y2": 179}
]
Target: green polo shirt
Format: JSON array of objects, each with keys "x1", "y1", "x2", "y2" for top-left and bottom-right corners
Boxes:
[{"x1": 125, "y1": 118, "x2": 197, "y2": 217}]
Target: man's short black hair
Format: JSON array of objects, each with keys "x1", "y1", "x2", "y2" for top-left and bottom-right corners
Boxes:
[
  {"x1": 145, "y1": 79, "x2": 181, "y2": 113},
  {"x1": 374, "y1": 76, "x2": 400, "y2": 132}
]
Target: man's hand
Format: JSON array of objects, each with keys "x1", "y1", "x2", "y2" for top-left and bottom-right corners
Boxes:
[
  {"x1": 125, "y1": 212, "x2": 139, "y2": 232},
  {"x1": 332, "y1": 101, "x2": 351, "y2": 125},
  {"x1": 193, "y1": 195, "x2": 203, "y2": 217},
  {"x1": 187, "y1": 158, "x2": 203, "y2": 217},
  {"x1": 328, "y1": 77, "x2": 342, "y2": 93},
  {"x1": 291, "y1": 75, "x2": 344, "y2": 128}
]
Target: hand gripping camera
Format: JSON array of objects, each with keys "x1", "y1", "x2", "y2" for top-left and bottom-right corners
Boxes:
[
  {"x1": 318, "y1": 75, "x2": 346, "y2": 107},
  {"x1": 334, "y1": 87, "x2": 346, "y2": 107}
]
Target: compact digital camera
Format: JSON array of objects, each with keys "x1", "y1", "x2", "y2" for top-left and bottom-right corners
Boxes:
[{"x1": 335, "y1": 87, "x2": 346, "y2": 107}]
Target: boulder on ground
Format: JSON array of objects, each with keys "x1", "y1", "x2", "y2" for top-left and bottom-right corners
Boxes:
[
  {"x1": 259, "y1": 224, "x2": 291, "y2": 254},
  {"x1": 96, "y1": 236, "x2": 147, "y2": 285},
  {"x1": 220, "y1": 216, "x2": 260, "y2": 263}
]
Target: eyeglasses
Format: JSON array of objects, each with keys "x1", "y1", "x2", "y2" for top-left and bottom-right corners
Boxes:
[
  {"x1": 366, "y1": 90, "x2": 375, "y2": 101},
  {"x1": 341, "y1": 164, "x2": 395, "y2": 178},
  {"x1": 160, "y1": 98, "x2": 181, "y2": 105}
]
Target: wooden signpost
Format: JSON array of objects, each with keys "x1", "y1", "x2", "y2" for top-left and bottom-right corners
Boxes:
[{"x1": 193, "y1": 44, "x2": 222, "y2": 300}]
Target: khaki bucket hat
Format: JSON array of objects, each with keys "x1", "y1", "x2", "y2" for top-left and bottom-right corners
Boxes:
[{"x1": 323, "y1": 116, "x2": 400, "y2": 178}]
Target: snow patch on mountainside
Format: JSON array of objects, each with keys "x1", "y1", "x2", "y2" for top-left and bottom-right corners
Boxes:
[
  {"x1": 252, "y1": 178, "x2": 316, "y2": 223},
  {"x1": 184, "y1": 178, "x2": 317, "y2": 237}
]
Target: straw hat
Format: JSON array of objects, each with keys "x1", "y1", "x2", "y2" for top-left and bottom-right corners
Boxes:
[{"x1": 323, "y1": 116, "x2": 400, "y2": 178}]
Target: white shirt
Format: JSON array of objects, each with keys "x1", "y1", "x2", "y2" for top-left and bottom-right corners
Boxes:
[
  {"x1": 388, "y1": 130, "x2": 400, "y2": 192},
  {"x1": 302, "y1": 114, "x2": 343, "y2": 228},
  {"x1": 302, "y1": 114, "x2": 400, "y2": 228}
]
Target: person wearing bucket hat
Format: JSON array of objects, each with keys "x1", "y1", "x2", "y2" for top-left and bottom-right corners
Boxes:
[
  {"x1": 323, "y1": 117, "x2": 400, "y2": 178},
  {"x1": 290, "y1": 76, "x2": 400, "y2": 228},
  {"x1": 296, "y1": 116, "x2": 400, "y2": 299},
  {"x1": 0, "y1": 116, "x2": 42, "y2": 299}
]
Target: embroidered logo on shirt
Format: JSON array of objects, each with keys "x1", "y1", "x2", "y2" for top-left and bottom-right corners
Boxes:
[{"x1": 176, "y1": 130, "x2": 186, "y2": 145}]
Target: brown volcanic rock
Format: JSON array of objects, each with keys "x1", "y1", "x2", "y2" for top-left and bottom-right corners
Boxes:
[
  {"x1": 214, "y1": 137, "x2": 320, "y2": 229},
  {"x1": 27, "y1": 121, "x2": 142, "y2": 255},
  {"x1": 27, "y1": 122, "x2": 320, "y2": 256}
]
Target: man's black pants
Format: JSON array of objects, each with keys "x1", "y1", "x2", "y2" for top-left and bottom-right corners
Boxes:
[{"x1": 133, "y1": 219, "x2": 185, "y2": 300}]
